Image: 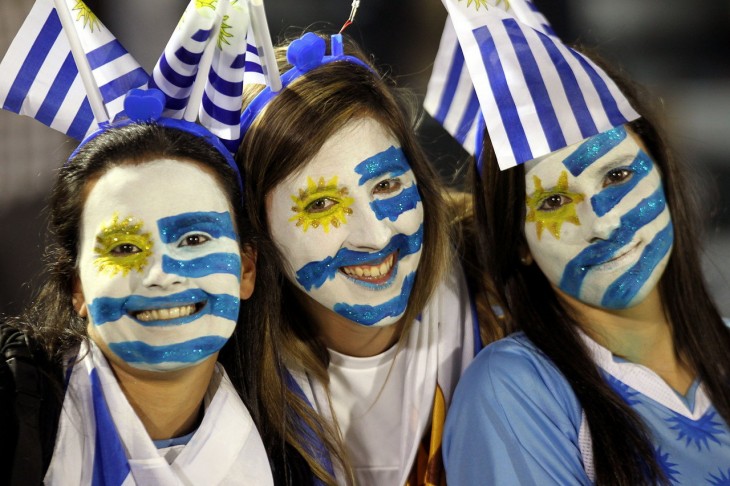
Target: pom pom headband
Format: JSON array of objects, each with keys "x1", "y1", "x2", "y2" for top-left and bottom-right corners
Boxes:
[
  {"x1": 239, "y1": 32, "x2": 375, "y2": 137},
  {"x1": 425, "y1": 0, "x2": 640, "y2": 171},
  {"x1": 0, "y1": 0, "x2": 282, "y2": 193}
]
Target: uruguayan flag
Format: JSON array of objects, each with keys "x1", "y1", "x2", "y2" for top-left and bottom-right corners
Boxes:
[
  {"x1": 428, "y1": 0, "x2": 640, "y2": 170},
  {"x1": 0, "y1": 0, "x2": 148, "y2": 141},
  {"x1": 152, "y1": 0, "x2": 265, "y2": 152}
]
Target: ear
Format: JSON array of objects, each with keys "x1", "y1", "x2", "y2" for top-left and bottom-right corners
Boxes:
[
  {"x1": 72, "y1": 277, "x2": 88, "y2": 318},
  {"x1": 239, "y1": 246, "x2": 257, "y2": 300}
]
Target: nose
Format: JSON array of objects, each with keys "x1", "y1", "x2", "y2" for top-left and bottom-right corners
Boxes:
[
  {"x1": 344, "y1": 200, "x2": 394, "y2": 250},
  {"x1": 141, "y1": 254, "x2": 186, "y2": 289},
  {"x1": 588, "y1": 211, "x2": 621, "y2": 242}
]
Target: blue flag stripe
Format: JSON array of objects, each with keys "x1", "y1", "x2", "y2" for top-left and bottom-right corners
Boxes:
[
  {"x1": 202, "y1": 94, "x2": 241, "y2": 124},
  {"x1": 158, "y1": 53, "x2": 197, "y2": 88},
  {"x1": 434, "y1": 42, "x2": 466, "y2": 124},
  {"x1": 86, "y1": 40, "x2": 128, "y2": 70},
  {"x1": 231, "y1": 53, "x2": 246, "y2": 70},
  {"x1": 473, "y1": 25, "x2": 533, "y2": 164},
  {"x1": 91, "y1": 369, "x2": 131, "y2": 486},
  {"x1": 570, "y1": 50, "x2": 627, "y2": 126},
  {"x1": 504, "y1": 19, "x2": 567, "y2": 152},
  {"x1": 99, "y1": 68, "x2": 149, "y2": 104},
  {"x1": 34, "y1": 53, "x2": 77, "y2": 126},
  {"x1": 454, "y1": 90, "x2": 480, "y2": 144},
  {"x1": 66, "y1": 98, "x2": 95, "y2": 140},
  {"x1": 208, "y1": 69, "x2": 243, "y2": 97},
  {"x1": 3, "y1": 11, "x2": 62, "y2": 113}
]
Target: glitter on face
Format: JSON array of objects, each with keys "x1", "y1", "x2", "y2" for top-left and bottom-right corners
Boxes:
[{"x1": 562, "y1": 126, "x2": 627, "y2": 176}]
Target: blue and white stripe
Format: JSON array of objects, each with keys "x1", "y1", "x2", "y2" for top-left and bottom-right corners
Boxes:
[
  {"x1": 429, "y1": 0, "x2": 640, "y2": 170},
  {"x1": 0, "y1": 0, "x2": 148, "y2": 140}
]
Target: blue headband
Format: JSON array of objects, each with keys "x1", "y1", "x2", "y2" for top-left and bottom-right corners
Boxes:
[{"x1": 239, "y1": 32, "x2": 375, "y2": 137}]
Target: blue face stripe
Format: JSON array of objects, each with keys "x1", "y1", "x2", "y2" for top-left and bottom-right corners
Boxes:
[
  {"x1": 296, "y1": 224, "x2": 424, "y2": 291},
  {"x1": 591, "y1": 150, "x2": 653, "y2": 217},
  {"x1": 108, "y1": 335, "x2": 228, "y2": 365},
  {"x1": 355, "y1": 146, "x2": 411, "y2": 185},
  {"x1": 162, "y1": 253, "x2": 241, "y2": 279},
  {"x1": 334, "y1": 272, "x2": 416, "y2": 326},
  {"x1": 560, "y1": 187, "x2": 667, "y2": 298},
  {"x1": 88, "y1": 289, "x2": 240, "y2": 326},
  {"x1": 90, "y1": 369, "x2": 131, "y2": 485},
  {"x1": 158, "y1": 211, "x2": 237, "y2": 244},
  {"x1": 370, "y1": 184, "x2": 421, "y2": 221},
  {"x1": 601, "y1": 221, "x2": 673, "y2": 309},
  {"x1": 562, "y1": 126, "x2": 627, "y2": 176}
]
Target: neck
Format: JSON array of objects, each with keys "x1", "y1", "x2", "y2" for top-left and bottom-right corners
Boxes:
[
  {"x1": 105, "y1": 351, "x2": 218, "y2": 440},
  {"x1": 560, "y1": 287, "x2": 694, "y2": 393},
  {"x1": 305, "y1": 297, "x2": 403, "y2": 357}
]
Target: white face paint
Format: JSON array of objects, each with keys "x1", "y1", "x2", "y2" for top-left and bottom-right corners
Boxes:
[
  {"x1": 78, "y1": 160, "x2": 242, "y2": 371},
  {"x1": 268, "y1": 118, "x2": 424, "y2": 327},
  {"x1": 524, "y1": 125, "x2": 673, "y2": 309}
]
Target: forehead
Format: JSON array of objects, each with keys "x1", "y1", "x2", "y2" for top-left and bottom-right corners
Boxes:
[
  {"x1": 291, "y1": 118, "x2": 400, "y2": 180},
  {"x1": 526, "y1": 127, "x2": 642, "y2": 186},
  {"x1": 83, "y1": 159, "x2": 231, "y2": 225}
]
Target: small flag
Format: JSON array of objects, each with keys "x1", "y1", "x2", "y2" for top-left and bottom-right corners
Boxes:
[
  {"x1": 428, "y1": 0, "x2": 639, "y2": 170},
  {"x1": 0, "y1": 0, "x2": 149, "y2": 140}
]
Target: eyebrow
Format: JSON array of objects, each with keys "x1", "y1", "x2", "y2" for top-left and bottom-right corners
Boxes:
[
  {"x1": 157, "y1": 211, "x2": 236, "y2": 244},
  {"x1": 562, "y1": 126, "x2": 627, "y2": 176},
  {"x1": 355, "y1": 146, "x2": 410, "y2": 185}
]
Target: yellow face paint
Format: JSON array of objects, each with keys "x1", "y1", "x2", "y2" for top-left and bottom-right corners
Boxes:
[
  {"x1": 93, "y1": 213, "x2": 153, "y2": 276},
  {"x1": 289, "y1": 176, "x2": 355, "y2": 233},
  {"x1": 525, "y1": 171, "x2": 585, "y2": 240}
]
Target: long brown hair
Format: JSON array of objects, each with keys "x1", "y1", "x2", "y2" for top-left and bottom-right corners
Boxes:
[
  {"x1": 471, "y1": 48, "x2": 730, "y2": 485},
  {"x1": 235, "y1": 33, "x2": 452, "y2": 485}
]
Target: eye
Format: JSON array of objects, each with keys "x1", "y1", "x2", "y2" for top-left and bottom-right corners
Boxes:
[
  {"x1": 109, "y1": 243, "x2": 142, "y2": 255},
  {"x1": 603, "y1": 168, "x2": 633, "y2": 187},
  {"x1": 179, "y1": 234, "x2": 210, "y2": 247},
  {"x1": 538, "y1": 194, "x2": 573, "y2": 211},
  {"x1": 373, "y1": 178, "x2": 402, "y2": 195},
  {"x1": 305, "y1": 198, "x2": 337, "y2": 213}
]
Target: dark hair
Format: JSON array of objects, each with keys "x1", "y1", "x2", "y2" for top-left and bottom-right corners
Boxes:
[
  {"x1": 234, "y1": 33, "x2": 452, "y2": 485},
  {"x1": 471, "y1": 49, "x2": 730, "y2": 485}
]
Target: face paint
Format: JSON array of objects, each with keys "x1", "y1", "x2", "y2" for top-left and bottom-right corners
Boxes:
[
  {"x1": 524, "y1": 125, "x2": 673, "y2": 309},
  {"x1": 268, "y1": 118, "x2": 424, "y2": 327},
  {"x1": 77, "y1": 160, "x2": 242, "y2": 372}
]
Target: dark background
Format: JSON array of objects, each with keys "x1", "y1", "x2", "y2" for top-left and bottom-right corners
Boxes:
[{"x1": 1, "y1": 0, "x2": 728, "y2": 316}]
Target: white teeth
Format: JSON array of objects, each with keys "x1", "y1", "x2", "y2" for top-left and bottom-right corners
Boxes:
[
  {"x1": 136, "y1": 304, "x2": 196, "y2": 322},
  {"x1": 341, "y1": 253, "x2": 396, "y2": 280}
]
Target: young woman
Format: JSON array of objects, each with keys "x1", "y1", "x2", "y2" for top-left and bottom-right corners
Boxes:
[
  {"x1": 1, "y1": 118, "x2": 274, "y2": 485},
  {"x1": 442, "y1": 53, "x2": 730, "y2": 484},
  {"x1": 234, "y1": 32, "x2": 483, "y2": 485}
]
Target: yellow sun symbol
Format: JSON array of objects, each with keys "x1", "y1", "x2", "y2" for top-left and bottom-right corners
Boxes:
[
  {"x1": 217, "y1": 15, "x2": 234, "y2": 49},
  {"x1": 459, "y1": 0, "x2": 510, "y2": 11},
  {"x1": 195, "y1": 0, "x2": 218, "y2": 10},
  {"x1": 73, "y1": 1, "x2": 100, "y2": 32},
  {"x1": 93, "y1": 213, "x2": 153, "y2": 277},
  {"x1": 525, "y1": 170, "x2": 585, "y2": 240},
  {"x1": 289, "y1": 176, "x2": 354, "y2": 233}
]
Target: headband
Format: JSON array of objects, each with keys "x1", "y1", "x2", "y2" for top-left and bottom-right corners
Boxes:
[
  {"x1": 425, "y1": 0, "x2": 640, "y2": 171},
  {"x1": 239, "y1": 32, "x2": 375, "y2": 137}
]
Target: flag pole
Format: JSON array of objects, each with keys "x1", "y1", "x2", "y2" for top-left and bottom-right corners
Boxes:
[
  {"x1": 52, "y1": 0, "x2": 109, "y2": 125},
  {"x1": 249, "y1": 0, "x2": 282, "y2": 92},
  {"x1": 184, "y1": 0, "x2": 228, "y2": 122}
]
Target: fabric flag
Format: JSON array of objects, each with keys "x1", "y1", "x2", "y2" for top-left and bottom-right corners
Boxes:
[
  {"x1": 0, "y1": 0, "x2": 148, "y2": 141},
  {"x1": 429, "y1": 0, "x2": 639, "y2": 170}
]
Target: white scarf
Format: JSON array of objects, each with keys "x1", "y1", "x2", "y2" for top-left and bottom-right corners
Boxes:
[{"x1": 44, "y1": 340, "x2": 273, "y2": 485}]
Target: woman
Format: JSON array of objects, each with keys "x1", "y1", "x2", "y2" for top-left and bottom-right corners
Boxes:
[
  {"x1": 1, "y1": 115, "x2": 274, "y2": 485},
  {"x1": 234, "y1": 32, "x2": 482, "y2": 485},
  {"x1": 442, "y1": 50, "x2": 730, "y2": 484}
]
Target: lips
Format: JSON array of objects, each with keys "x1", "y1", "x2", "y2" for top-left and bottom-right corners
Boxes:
[
  {"x1": 340, "y1": 252, "x2": 397, "y2": 286},
  {"x1": 593, "y1": 241, "x2": 641, "y2": 271},
  {"x1": 133, "y1": 303, "x2": 203, "y2": 322}
]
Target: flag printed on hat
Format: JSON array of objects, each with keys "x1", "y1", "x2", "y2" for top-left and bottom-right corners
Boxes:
[
  {"x1": 0, "y1": 0, "x2": 148, "y2": 141},
  {"x1": 150, "y1": 0, "x2": 267, "y2": 152},
  {"x1": 428, "y1": 0, "x2": 640, "y2": 170}
]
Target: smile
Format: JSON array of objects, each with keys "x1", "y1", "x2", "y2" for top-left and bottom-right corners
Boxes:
[
  {"x1": 593, "y1": 241, "x2": 641, "y2": 271},
  {"x1": 340, "y1": 252, "x2": 397, "y2": 286},
  {"x1": 133, "y1": 302, "x2": 205, "y2": 322}
]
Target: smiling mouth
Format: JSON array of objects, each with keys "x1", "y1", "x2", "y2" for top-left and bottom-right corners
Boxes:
[
  {"x1": 594, "y1": 242, "x2": 641, "y2": 271},
  {"x1": 133, "y1": 302, "x2": 205, "y2": 322},
  {"x1": 340, "y1": 252, "x2": 397, "y2": 285}
]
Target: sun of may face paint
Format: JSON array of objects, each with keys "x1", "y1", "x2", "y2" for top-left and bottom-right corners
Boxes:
[
  {"x1": 77, "y1": 160, "x2": 242, "y2": 372},
  {"x1": 524, "y1": 125, "x2": 673, "y2": 309},
  {"x1": 268, "y1": 118, "x2": 424, "y2": 327}
]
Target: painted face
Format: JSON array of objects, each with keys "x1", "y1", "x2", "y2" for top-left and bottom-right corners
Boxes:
[
  {"x1": 524, "y1": 125, "x2": 673, "y2": 309},
  {"x1": 77, "y1": 160, "x2": 242, "y2": 372},
  {"x1": 268, "y1": 118, "x2": 424, "y2": 327}
]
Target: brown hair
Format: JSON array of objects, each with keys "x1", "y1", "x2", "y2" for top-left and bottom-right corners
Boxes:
[
  {"x1": 471, "y1": 48, "x2": 730, "y2": 485},
  {"x1": 235, "y1": 33, "x2": 452, "y2": 485}
]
